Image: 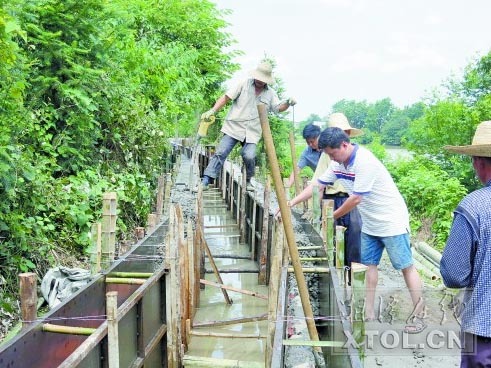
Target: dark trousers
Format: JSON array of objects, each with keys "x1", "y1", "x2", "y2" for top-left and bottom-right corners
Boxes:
[
  {"x1": 461, "y1": 331, "x2": 491, "y2": 367},
  {"x1": 323, "y1": 194, "x2": 362, "y2": 267}
]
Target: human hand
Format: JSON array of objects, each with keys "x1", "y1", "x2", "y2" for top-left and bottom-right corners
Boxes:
[
  {"x1": 201, "y1": 108, "x2": 215, "y2": 121},
  {"x1": 287, "y1": 97, "x2": 297, "y2": 106}
]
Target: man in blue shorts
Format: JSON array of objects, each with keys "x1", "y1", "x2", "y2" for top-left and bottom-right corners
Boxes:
[{"x1": 316, "y1": 127, "x2": 424, "y2": 332}]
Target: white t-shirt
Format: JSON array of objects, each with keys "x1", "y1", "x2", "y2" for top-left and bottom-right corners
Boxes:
[{"x1": 317, "y1": 145, "x2": 410, "y2": 237}]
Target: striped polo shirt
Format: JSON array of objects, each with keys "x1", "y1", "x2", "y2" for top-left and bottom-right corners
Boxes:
[{"x1": 317, "y1": 144, "x2": 410, "y2": 237}]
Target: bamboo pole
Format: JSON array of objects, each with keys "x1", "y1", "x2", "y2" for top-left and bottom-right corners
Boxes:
[
  {"x1": 322, "y1": 200, "x2": 334, "y2": 262},
  {"x1": 412, "y1": 248, "x2": 441, "y2": 279},
  {"x1": 106, "y1": 291, "x2": 119, "y2": 368},
  {"x1": 250, "y1": 197, "x2": 257, "y2": 261},
  {"x1": 258, "y1": 104, "x2": 323, "y2": 354},
  {"x1": 105, "y1": 277, "x2": 146, "y2": 285},
  {"x1": 198, "y1": 226, "x2": 233, "y2": 305},
  {"x1": 335, "y1": 225, "x2": 346, "y2": 269},
  {"x1": 258, "y1": 177, "x2": 271, "y2": 285},
  {"x1": 19, "y1": 272, "x2": 37, "y2": 328},
  {"x1": 166, "y1": 206, "x2": 178, "y2": 368},
  {"x1": 176, "y1": 206, "x2": 189, "y2": 348},
  {"x1": 101, "y1": 192, "x2": 117, "y2": 268},
  {"x1": 267, "y1": 220, "x2": 284, "y2": 366},
  {"x1": 193, "y1": 314, "x2": 268, "y2": 328},
  {"x1": 288, "y1": 131, "x2": 303, "y2": 202},
  {"x1": 42, "y1": 323, "x2": 96, "y2": 335},
  {"x1": 107, "y1": 272, "x2": 152, "y2": 278},
  {"x1": 187, "y1": 220, "x2": 196, "y2": 320},
  {"x1": 199, "y1": 279, "x2": 267, "y2": 300},
  {"x1": 413, "y1": 241, "x2": 442, "y2": 266},
  {"x1": 412, "y1": 257, "x2": 440, "y2": 281},
  {"x1": 240, "y1": 165, "x2": 247, "y2": 243},
  {"x1": 90, "y1": 223, "x2": 102, "y2": 274},
  {"x1": 350, "y1": 262, "x2": 368, "y2": 347},
  {"x1": 156, "y1": 174, "x2": 165, "y2": 222}
]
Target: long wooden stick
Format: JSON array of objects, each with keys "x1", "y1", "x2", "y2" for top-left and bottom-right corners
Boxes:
[
  {"x1": 198, "y1": 226, "x2": 232, "y2": 305},
  {"x1": 258, "y1": 104, "x2": 322, "y2": 349},
  {"x1": 193, "y1": 313, "x2": 268, "y2": 328},
  {"x1": 199, "y1": 279, "x2": 267, "y2": 300}
]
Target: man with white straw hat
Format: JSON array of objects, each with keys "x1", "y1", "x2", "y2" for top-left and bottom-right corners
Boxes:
[
  {"x1": 199, "y1": 60, "x2": 296, "y2": 191},
  {"x1": 440, "y1": 121, "x2": 491, "y2": 367},
  {"x1": 286, "y1": 113, "x2": 364, "y2": 275}
]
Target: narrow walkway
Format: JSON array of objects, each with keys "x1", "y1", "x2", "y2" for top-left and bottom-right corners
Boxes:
[{"x1": 185, "y1": 187, "x2": 268, "y2": 365}]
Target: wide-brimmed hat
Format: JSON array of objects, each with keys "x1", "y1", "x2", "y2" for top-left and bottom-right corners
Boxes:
[
  {"x1": 328, "y1": 112, "x2": 363, "y2": 137},
  {"x1": 444, "y1": 121, "x2": 491, "y2": 157},
  {"x1": 250, "y1": 61, "x2": 274, "y2": 84}
]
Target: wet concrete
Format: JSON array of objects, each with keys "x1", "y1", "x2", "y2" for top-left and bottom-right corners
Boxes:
[{"x1": 186, "y1": 189, "x2": 269, "y2": 363}]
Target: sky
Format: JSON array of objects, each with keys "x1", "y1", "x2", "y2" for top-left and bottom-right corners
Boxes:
[{"x1": 211, "y1": 0, "x2": 491, "y2": 122}]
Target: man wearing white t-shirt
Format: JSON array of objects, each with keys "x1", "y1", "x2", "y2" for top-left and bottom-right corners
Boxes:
[{"x1": 316, "y1": 127, "x2": 424, "y2": 333}]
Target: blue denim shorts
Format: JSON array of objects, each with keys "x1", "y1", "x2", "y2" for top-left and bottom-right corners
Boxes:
[{"x1": 361, "y1": 232, "x2": 413, "y2": 270}]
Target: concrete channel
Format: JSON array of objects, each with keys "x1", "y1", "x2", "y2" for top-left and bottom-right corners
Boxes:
[{"x1": 0, "y1": 143, "x2": 364, "y2": 367}]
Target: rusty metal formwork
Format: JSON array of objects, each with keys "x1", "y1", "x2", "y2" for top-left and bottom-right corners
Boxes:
[{"x1": 0, "y1": 225, "x2": 168, "y2": 368}]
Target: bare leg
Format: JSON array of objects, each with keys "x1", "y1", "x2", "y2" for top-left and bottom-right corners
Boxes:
[
  {"x1": 365, "y1": 265, "x2": 378, "y2": 320},
  {"x1": 401, "y1": 265, "x2": 423, "y2": 313}
]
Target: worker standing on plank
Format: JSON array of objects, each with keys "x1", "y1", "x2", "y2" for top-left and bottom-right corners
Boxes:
[{"x1": 199, "y1": 60, "x2": 295, "y2": 191}]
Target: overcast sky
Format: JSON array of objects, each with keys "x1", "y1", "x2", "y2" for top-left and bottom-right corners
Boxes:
[{"x1": 211, "y1": 0, "x2": 491, "y2": 121}]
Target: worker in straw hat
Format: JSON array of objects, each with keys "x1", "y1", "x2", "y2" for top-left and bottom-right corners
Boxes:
[
  {"x1": 286, "y1": 113, "x2": 364, "y2": 277},
  {"x1": 440, "y1": 121, "x2": 491, "y2": 367},
  {"x1": 199, "y1": 60, "x2": 296, "y2": 192}
]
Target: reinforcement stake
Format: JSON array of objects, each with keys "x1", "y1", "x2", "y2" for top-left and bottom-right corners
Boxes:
[{"x1": 258, "y1": 104, "x2": 324, "y2": 361}]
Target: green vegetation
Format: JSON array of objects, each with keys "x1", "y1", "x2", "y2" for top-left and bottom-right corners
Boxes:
[{"x1": 1, "y1": 0, "x2": 490, "y2": 334}]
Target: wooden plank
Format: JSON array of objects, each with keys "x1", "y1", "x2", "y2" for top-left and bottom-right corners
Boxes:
[{"x1": 19, "y1": 272, "x2": 37, "y2": 327}]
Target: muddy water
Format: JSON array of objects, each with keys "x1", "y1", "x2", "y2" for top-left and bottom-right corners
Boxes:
[{"x1": 185, "y1": 190, "x2": 269, "y2": 362}]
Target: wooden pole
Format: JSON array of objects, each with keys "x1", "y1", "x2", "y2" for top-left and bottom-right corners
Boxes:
[
  {"x1": 19, "y1": 272, "x2": 37, "y2": 328},
  {"x1": 193, "y1": 314, "x2": 268, "y2": 328},
  {"x1": 258, "y1": 177, "x2": 271, "y2": 285},
  {"x1": 106, "y1": 291, "x2": 119, "y2": 368},
  {"x1": 324, "y1": 200, "x2": 335, "y2": 263},
  {"x1": 199, "y1": 279, "x2": 267, "y2": 300},
  {"x1": 250, "y1": 198, "x2": 257, "y2": 261},
  {"x1": 198, "y1": 226, "x2": 233, "y2": 305},
  {"x1": 258, "y1": 104, "x2": 322, "y2": 351}
]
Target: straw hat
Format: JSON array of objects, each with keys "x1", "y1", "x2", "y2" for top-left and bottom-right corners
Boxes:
[
  {"x1": 250, "y1": 61, "x2": 275, "y2": 84},
  {"x1": 328, "y1": 112, "x2": 363, "y2": 137},
  {"x1": 444, "y1": 121, "x2": 491, "y2": 157}
]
